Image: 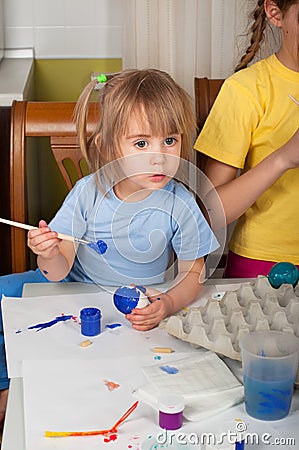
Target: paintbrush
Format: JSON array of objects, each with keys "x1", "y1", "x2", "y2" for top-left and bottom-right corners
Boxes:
[
  {"x1": 288, "y1": 94, "x2": 299, "y2": 106},
  {"x1": 44, "y1": 400, "x2": 139, "y2": 437},
  {"x1": 0, "y1": 218, "x2": 107, "y2": 254}
]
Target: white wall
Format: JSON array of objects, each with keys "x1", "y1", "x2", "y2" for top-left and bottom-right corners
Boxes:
[{"x1": 4, "y1": 0, "x2": 122, "y2": 58}]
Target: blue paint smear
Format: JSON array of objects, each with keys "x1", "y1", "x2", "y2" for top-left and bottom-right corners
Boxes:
[
  {"x1": 105, "y1": 323, "x2": 122, "y2": 329},
  {"x1": 135, "y1": 285, "x2": 146, "y2": 294},
  {"x1": 159, "y1": 365, "x2": 179, "y2": 375},
  {"x1": 42, "y1": 270, "x2": 49, "y2": 275},
  {"x1": 88, "y1": 240, "x2": 107, "y2": 255},
  {"x1": 28, "y1": 314, "x2": 73, "y2": 332}
]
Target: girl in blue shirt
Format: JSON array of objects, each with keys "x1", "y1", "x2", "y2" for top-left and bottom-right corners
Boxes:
[
  {"x1": 29, "y1": 69, "x2": 218, "y2": 329},
  {"x1": 0, "y1": 69, "x2": 218, "y2": 422}
]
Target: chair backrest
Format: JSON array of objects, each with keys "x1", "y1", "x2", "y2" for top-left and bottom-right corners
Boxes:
[
  {"x1": 10, "y1": 100, "x2": 100, "y2": 273},
  {"x1": 194, "y1": 77, "x2": 224, "y2": 171},
  {"x1": 194, "y1": 77, "x2": 224, "y2": 131},
  {"x1": 194, "y1": 77, "x2": 228, "y2": 272}
]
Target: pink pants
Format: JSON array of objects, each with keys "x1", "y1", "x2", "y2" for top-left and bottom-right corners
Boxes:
[{"x1": 223, "y1": 251, "x2": 299, "y2": 279}]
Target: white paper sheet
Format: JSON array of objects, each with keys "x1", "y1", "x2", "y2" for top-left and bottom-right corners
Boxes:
[
  {"x1": 22, "y1": 358, "x2": 158, "y2": 450},
  {"x1": 22, "y1": 356, "x2": 297, "y2": 450},
  {"x1": 2, "y1": 291, "x2": 198, "y2": 378}
]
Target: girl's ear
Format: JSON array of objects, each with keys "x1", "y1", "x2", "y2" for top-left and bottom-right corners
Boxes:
[
  {"x1": 264, "y1": 0, "x2": 283, "y2": 27},
  {"x1": 94, "y1": 134, "x2": 107, "y2": 163}
]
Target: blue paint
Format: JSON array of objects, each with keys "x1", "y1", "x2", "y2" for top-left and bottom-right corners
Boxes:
[
  {"x1": 235, "y1": 440, "x2": 245, "y2": 450},
  {"x1": 80, "y1": 307, "x2": 101, "y2": 336},
  {"x1": 88, "y1": 239, "x2": 107, "y2": 255},
  {"x1": 28, "y1": 314, "x2": 73, "y2": 332},
  {"x1": 159, "y1": 365, "x2": 179, "y2": 375},
  {"x1": 243, "y1": 374, "x2": 294, "y2": 420},
  {"x1": 42, "y1": 270, "x2": 49, "y2": 275},
  {"x1": 113, "y1": 286, "x2": 141, "y2": 314},
  {"x1": 105, "y1": 323, "x2": 122, "y2": 329},
  {"x1": 154, "y1": 355, "x2": 161, "y2": 360},
  {"x1": 135, "y1": 285, "x2": 146, "y2": 293},
  {"x1": 268, "y1": 262, "x2": 299, "y2": 288}
]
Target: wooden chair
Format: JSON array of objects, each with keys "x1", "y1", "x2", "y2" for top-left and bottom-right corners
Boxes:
[
  {"x1": 10, "y1": 100, "x2": 100, "y2": 273},
  {"x1": 194, "y1": 77, "x2": 224, "y2": 131},
  {"x1": 194, "y1": 77, "x2": 224, "y2": 171},
  {"x1": 194, "y1": 77, "x2": 227, "y2": 273}
]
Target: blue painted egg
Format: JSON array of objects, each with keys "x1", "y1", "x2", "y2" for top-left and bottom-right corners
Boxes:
[
  {"x1": 113, "y1": 286, "x2": 149, "y2": 314},
  {"x1": 268, "y1": 262, "x2": 299, "y2": 289}
]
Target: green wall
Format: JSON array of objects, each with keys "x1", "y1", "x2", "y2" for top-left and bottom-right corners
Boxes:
[
  {"x1": 35, "y1": 58, "x2": 122, "y2": 101},
  {"x1": 31, "y1": 58, "x2": 122, "y2": 223}
]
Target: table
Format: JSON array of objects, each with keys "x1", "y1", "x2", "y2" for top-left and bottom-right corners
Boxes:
[
  {"x1": 2, "y1": 280, "x2": 299, "y2": 450},
  {"x1": 2, "y1": 282, "x2": 104, "y2": 450}
]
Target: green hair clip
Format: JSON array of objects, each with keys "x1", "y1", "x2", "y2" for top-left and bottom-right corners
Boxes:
[{"x1": 96, "y1": 74, "x2": 108, "y2": 83}]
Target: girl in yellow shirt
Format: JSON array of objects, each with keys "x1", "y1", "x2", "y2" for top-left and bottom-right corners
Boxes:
[{"x1": 195, "y1": 0, "x2": 299, "y2": 278}]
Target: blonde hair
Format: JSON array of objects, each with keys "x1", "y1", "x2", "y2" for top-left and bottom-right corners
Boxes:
[
  {"x1": 74, "y1": 69, "x2": 196, "y2": 182},
  {"x1": 235, "y1": 0, "x2": 298, "y2": 71}
]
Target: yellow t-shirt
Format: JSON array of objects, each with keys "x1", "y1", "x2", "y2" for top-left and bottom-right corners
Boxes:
[{"x1": 194, "y1": 54, "x2": 299, "y2": 264}]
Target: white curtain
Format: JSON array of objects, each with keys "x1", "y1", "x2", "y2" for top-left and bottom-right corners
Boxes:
[
  {"x1": 122, "y1": 0, "x2": 279, "y2": 98},
  {"x1": 122, "y1": 0, "x2": 257, "y2": 98}
]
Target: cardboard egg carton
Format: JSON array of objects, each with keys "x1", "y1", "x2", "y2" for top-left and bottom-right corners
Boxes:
[{"x1": 164, "y1": 276, "x2": 299, "y2": 362}]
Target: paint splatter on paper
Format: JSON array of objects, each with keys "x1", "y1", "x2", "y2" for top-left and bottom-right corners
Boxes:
[
  {"x1": 105, "y1": 323, "x2": 122, "y2": 329},
  {"x1": 104, "y1": 433, "x2": 118, "y2": 442},
  {"x1": 28, "y1": 314, "x2": 76, "y2": 332},
  {"x1": 159, "y1": 365, "x2": 179, "y2": 375},
  {"x1": 103, "y1": 379, "x2": 120, "y2": 391},
  {"x1": 127, "y1": 434, "x2": 141, "y2": 449}
]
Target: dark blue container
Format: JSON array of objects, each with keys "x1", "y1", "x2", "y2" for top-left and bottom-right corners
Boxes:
[{"x1": 80, "y1": 307, "x2": 101, "y2": 336}]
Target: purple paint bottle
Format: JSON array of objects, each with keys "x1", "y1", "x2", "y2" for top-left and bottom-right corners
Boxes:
[
  {"x1": 80, "y1": 307, "x2": 101, "y2": 336},
  {"x1": 158, "y1": 394, "x2": 184, "y2": 430}
]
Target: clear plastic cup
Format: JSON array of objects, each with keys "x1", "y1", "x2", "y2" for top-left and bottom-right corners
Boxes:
[{"x1": 239, "y1": 331, "x2": 299, "y2": 420}]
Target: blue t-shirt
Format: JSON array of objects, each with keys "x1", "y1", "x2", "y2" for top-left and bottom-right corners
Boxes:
[{"x1": 49, "y1": 174, "x2": 218, "y2": 285}]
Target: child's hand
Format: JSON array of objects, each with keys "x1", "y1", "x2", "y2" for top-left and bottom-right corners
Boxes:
[
  {"x1": 126, "y1": 286, "x2": 174, "y2": 331},
  {"x1": 27, "y1": 219, "x2": 61, "y2": 259}
]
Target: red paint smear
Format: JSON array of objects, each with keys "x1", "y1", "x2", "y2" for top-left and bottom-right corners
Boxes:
[
  {"x1": 104, "y1": 433, "x2": 118, "y2": 442},
  {"x1": 103, "y1": 379, "x2": 120, "y2": 391}
]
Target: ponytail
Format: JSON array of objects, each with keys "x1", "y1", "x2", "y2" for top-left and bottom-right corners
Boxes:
[{"x1": 235, "y1": 0, "x2": 267, "y2": 72}]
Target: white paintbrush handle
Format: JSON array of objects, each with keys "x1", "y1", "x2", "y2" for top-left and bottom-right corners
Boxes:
[
  {"x1": 288, "y1": 94, "x2": 299, "y2": 106},
  {"x1": 0, "y1": 218, "x2": 36, "y2": 232},
  {"x1": 0, "y1": 218, "x2": 89, "y2": 244}
]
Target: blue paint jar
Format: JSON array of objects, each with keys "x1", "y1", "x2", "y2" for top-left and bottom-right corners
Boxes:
[{"x1": 80, "y1": 307, "x2": 101, "y2": 336}]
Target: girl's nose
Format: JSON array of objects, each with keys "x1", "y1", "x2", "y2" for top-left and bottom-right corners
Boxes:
[{"x1": 150, "y1": 151, "x2": 166, "y2": 165}]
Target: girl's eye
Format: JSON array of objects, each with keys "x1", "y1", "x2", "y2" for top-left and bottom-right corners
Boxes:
[
  {"x1": 135, "y1": 140, "x2": 148, "y2": 149},
  {"x1": 164, "y1": 137, "x2": 177, "y2": 146}
]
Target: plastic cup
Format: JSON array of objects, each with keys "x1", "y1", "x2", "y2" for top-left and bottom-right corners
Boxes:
[{"x1": 239, "y1": 331, "x2": 299, "y2": 420}]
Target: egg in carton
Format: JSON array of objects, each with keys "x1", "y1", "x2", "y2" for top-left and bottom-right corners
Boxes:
[{"x1": 164, "y1": 276, "x2": 299, "y2": 383}]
